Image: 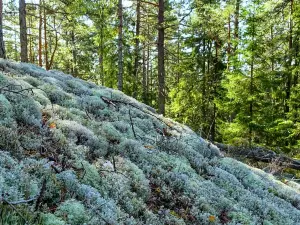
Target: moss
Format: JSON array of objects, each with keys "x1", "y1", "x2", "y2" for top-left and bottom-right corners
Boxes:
[
  {"x1": 9, "y1": 94, "x2": 42, "y2": 126},
  {"x1": 0, "y1": 94, "x2": 14, "y2": 126},
  {"x1": 0, "y1": 61, "x2": 300, "y2": 225},
  {"x1": 55, "y1": 199, "x2": 88, "y2": 225}
]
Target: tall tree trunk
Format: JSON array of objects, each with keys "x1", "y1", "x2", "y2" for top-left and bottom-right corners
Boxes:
[
  {"x1": 38, "y1": 0, "x2": 42, "y2": 67},
  {"x1": 0, "y1": 0, "x2": 6, "y2": 59},
  {"x1": 285, "y1": 0, "x2": 293, "y2": 113},
  {"x1": 157, "y1": 0, "x2": 165, "y2": 115},
  {"x1": 142, "y1": 42, "x2": 147, "y2": 103},
  {"x1": 294, "y1": 36, "x2": 299, "y2": 86},
  {"x1": 146, "y1": 21, "x2": 150, "y2": 105},
  {"x1": 19, "y1": 0, "x2": 28, "y2": 62},
  {"x1": 202, "y1": 38, "x2": 206, "y2": 123},
  {"x1": 43, "y1": 2, "x2": 49, "y2": 70},
  {"x1": 99, "y1": 23, "x2": 104, "y2": 85},
  {"x1": 118, "y1": 0, "x2": 123, "y2": 91},
  {"x1": 176, "y1": 26, "x2": 180, "y2": 85},
  {"x1": 249, "y1": 16, "x2": 255, "y2": 147},
  {"x1": 233, "y1": 0, "x2": 240, "y2": 53},
  {"x1": 48, "y1": 16, "x2": 58, "y2": 70},
  {"x1": 28, "y1": 15, "x2": 32, "y2": 63},
  {"x1": 133, "y1": 0, "x2": 141, "y2": 98},
  {"x1": 227, "y1": 15, "x2": 231, "y2": 69},
  {"x1": 71, "y1": 30, "x2": 78, "y2": 76}
]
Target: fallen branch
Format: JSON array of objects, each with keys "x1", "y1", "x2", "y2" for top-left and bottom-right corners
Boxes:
[
  {"x1": 35, "y1": 178, "x2": 47, "y2": 211},
  {"x1": 1, "y1": 197, "x2": 36, "y2": 205},
  {"x1": 215, "y1": 143, "x2": 300, "y2": 170},
  {"x1": 129, "y1": 109, "x2": 137, "y2": 139}
]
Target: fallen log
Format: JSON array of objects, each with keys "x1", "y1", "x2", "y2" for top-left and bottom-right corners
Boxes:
[{"x1": 215, "y1": 143, "x2": 300, "y2": 170}]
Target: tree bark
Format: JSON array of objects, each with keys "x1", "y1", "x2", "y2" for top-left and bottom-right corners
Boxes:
[
  {"x1": 38, "y1": 0, "x2": 42, "y2": 67},
  {"x1": 133, "y1": 0, "x2": 141, "y2": 98},
  {"x1": 227, "y1": 15, "x2": 231, "y2": 69},
  {"x1": 48, "y1": 16, "x2": 58, "y2": 70},
  {"x1": 99, "y1": 12, "x2": 104, "y2": 86},
  {"x1": 0, "y1": 0, "x2": 6, "y2": 59},
  {"x1": 142, "y1": 42, "x2": 147, "y2": 103},
  {"x1": 71, "y1": 30, "x2": 78, "y2": 76},
  {"x1": 19, "y1": 0, "x2": 28, "y2": 62},
  {"x1": 285, "y1": 0, "x2": 293, "y2": 113},
  {"x1": 157, "y1": 0, "x2": 165, "y2": 115},
  {"x1": 118, "y1": 0, "x2": 123, "y2": 91},
  {"x1": 43, "y1": 2, "x2": 49, "y2": 70},
  {"x1": 233, "y1": 0, "x2": 240, "y2": 53}
]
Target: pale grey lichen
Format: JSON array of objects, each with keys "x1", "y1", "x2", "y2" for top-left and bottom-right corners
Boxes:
[{"x1": 0, "y1": 59, "x2": 299, "y2": 225}]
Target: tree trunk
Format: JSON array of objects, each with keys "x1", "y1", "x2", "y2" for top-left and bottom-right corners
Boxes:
[
  {"x1": 157, "y1": 0, "x2": 165, "y2": 115},
  {"x1": 202, "y1": 38, "x2": 206, "y2": 123},
  {"x1": 142, "y1": 42, "x2": 147, "y2": 103},
  {"x1": 285, "y1": 0, "x2": 293, "y2": 113},
  {"x1": 233, "y1": 0, "x2": 240, "y2": 53},
  {"x1": 19, "y1": 0, "x2": 28, "y2": 62},
  {"x1": 227, "y1": 15, "x2": 231, "y2": 69},
  {"x1": 28, "y1": 15, "x2": 32, "y2": 63},
  {"x1": 0, "y1": 0, "x2": 6, "y2": 59},
  {"x1": 133, "y1": 0, "x2": 141, "y2": 98},
  {"x1": 48, "y1": 16, "x2": 58, "y2": 70},
  {"x1": 43, "y1": 2, "x2": 49, "y2": 70},
  {"x1": 38, "y1": 0, "x2": 42, "y2": 67},
  {"x1": 99, "y1": 24, "x2": 104, "y2": 85},
  {"x1": 118, "y1": 0, "x2": 123, "y2": 91},
  {"x1": 249, "y1": 14, "x2": 255, "y2": 147},
  {"x1": 71, "y1": 30, "x2": 78, "y2": 76}
]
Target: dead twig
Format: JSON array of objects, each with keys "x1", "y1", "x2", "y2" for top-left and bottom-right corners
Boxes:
[
  {"x1": 129, "y1": 109, "x2": 137, "y2": 139},
  {"x1": 35, "y1": 178, "x2": 47, "y2": 211}
]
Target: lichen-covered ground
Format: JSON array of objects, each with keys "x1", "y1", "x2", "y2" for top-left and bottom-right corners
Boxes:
[{"x1": 0, "y1": 59, "x2": 299, "y2": 225}]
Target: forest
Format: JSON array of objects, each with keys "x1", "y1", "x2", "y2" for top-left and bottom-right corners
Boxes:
[{"x1": 0, "y1": 0, "x2": 299, "y2": 154}]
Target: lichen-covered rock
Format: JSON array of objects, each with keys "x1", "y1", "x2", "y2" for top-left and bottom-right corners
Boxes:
[{"x1": 0, "y1": 59, "x2": 299, "y2": 225}]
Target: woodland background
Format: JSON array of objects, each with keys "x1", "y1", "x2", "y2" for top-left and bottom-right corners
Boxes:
[{"x1": 0, "y1": 0, "x2": 299, "y2": 155}]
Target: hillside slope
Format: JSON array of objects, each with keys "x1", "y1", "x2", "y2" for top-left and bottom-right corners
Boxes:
[{"x1": 0, "y1": 60, "x2": 299, "y2": 225}]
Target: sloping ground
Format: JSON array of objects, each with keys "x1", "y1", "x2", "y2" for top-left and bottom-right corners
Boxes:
[{"x1": 0, "y1": 59, "x2": 299, "y2": 225}]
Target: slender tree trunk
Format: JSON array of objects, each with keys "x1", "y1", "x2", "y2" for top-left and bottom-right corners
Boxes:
[
  {"x1": 146, "y1": 22, "x2": 150, "y2": 105},
  {"x1": 233, "y1": 0, "x2": 240, "y2": 53},
  {"x1": 19, "y1": 0, "x2": 28, "y2": 62},
  {"x1": 142, "y1": 42, "x2": 147, "y2": 103},
  {"x1": 38, "y1": 0, "x2": 42, "y2": 67},
  {"x1": 285, "y1": 0, "x2": 293, "y2": 113},
  {"x1": 43, "y1": 2, "x2": 49, "y2": 70},
  {"x1": 158, "y1": 0, "x2": 165, "y2": 115},
  {"x1": 176, "y1": 26, "x2": 180, "y2": 85},
  {"x1": 0, "y1": 0, "x2": 6, "y2": 59},
  {"x1": 28, "y1": 16, "x2": 32, "y2": 63},
  {"x1": 249, "y1": 16, "x2": 255, "y2": 147},
  {"x1": 118, "y1": 0, "x2": 123, "y2": 91},
  {"x1": 211, "y1": 44, "x2": 219, "y2": 142},
  {"x1": 227, "y1": 15, "x2": 231, "y2": 69},
  {"x1": 249, "y1": 55, "x2": 254, "y2": 146},
  {"x1": 71, "y1": 30, "x2": 78, "y2": 76},
  {"x1": 48, "y1": 16, "x2": 58, "y2": 70},
  {"x1": 202, "y1": 38, "x2": 206, "y2": 123},
  {"x1": 99, "y1": 23, "x2": 104, "y2": 85},
  {"x1": 133, "y1": 0, "x2": 141, "y2": 98},
  {"x1": 294, "y1": 36, "x2": 299, "y2": 86}
]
